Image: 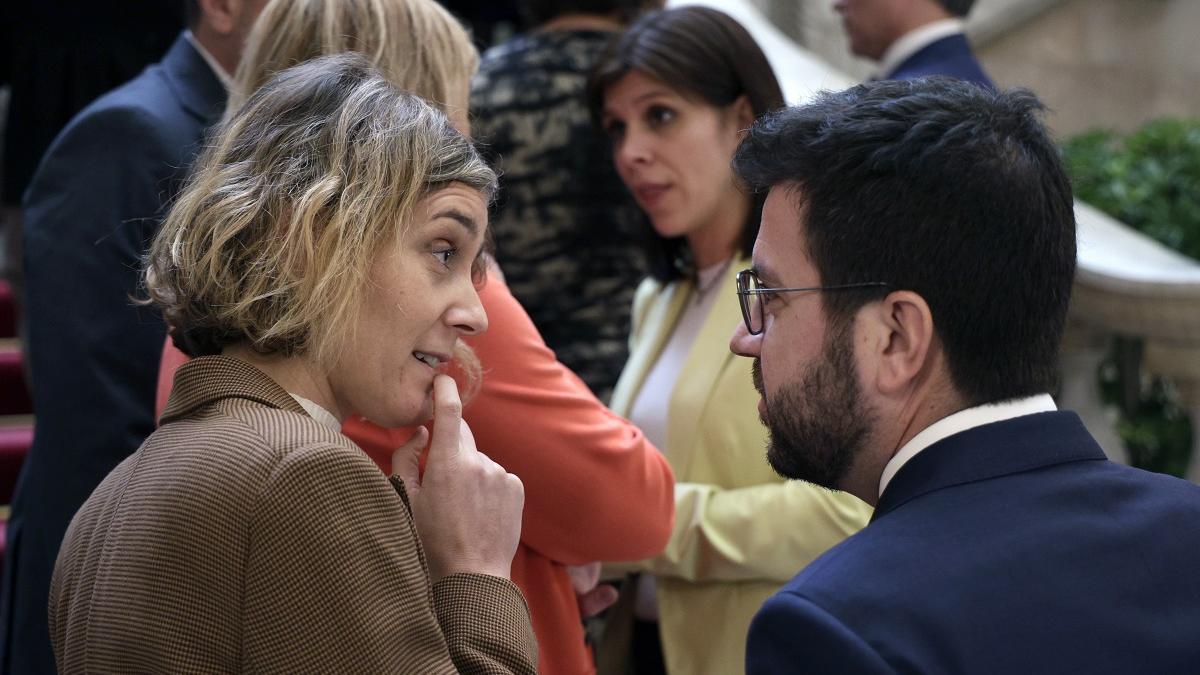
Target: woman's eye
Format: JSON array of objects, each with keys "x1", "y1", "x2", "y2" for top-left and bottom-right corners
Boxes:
[
  {"x1": 433, "y1": 247, "x2": 457, "y2": 268},
  {"x1": 647, "y1": 105, "x2": 675, "y2": 127},
  {"x1": 603, "y1": 119, "x2": 625, "y2": 141},
  {"x1": 470, "y1": 253, "x2": 488, "y2": 287}
]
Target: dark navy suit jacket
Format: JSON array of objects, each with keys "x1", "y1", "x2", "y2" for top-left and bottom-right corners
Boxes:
[
  {"x1": 1, "y1": 34, "x2": 225, "y2": 674},
  {"x1": 887, "y1": 33, "x2": 994, "y2": 89},
  {"x1": 747, "y1": 411, "x2": 1200, "y2": 674}
]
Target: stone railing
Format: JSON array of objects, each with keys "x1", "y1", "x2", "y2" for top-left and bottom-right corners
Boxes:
[
  {"x1": 672, "y1": 0, "x2": 1200, "y2": 481},
  {"x1": 1066, "y1": 203, "x2": 1200, "y2": 481}
]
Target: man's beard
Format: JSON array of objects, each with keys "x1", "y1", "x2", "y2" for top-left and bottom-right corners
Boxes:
[{"x1": 754, "y1": 321, "x2": 873, "y2": 490}]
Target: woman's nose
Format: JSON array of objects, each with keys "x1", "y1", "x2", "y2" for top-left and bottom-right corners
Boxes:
[
  {"x1": 448, "y1": 285, "x2": 488, "y2": 337},
  {"x1": 616, "y1": 126, "x2": 652, "y2": 170}
]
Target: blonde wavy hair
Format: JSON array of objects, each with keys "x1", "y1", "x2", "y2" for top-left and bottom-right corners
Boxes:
[
  {"x1": 144, "y1": 53, "x2": 495, "y2": 371},
  {"x1": 208, "y1": 0, "x2": 488, "y2": 392},
  {"x1": 230, "y1": 0, "x2": 478, "y2": 116}
]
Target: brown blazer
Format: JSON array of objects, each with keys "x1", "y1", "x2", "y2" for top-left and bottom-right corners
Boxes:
[{"x1": 49, "y1": 356, "x2": 538, "y2": 673}]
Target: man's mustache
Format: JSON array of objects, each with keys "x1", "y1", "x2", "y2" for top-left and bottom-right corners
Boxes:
[{"x1": 752, "y1": 358, "x2": 765, "y2": 396}]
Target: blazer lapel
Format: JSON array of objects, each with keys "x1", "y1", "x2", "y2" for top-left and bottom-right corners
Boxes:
[
  {"x1": 666, "y1": 259, "x2": 745, "y2": 477},
  {"x1": 609, "y1": 281, "x2": 690, "y2": 417},
  {"x1": 873, "y1": 411, "x2": 1108, "y2": 521}
]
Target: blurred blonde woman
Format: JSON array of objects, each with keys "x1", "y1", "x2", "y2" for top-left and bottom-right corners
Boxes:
[
  {"x1": 154, "y1": 1, "x2": 676, "y2": 673},
  {"x1": 50, "y1": 54, "x2": 537, "y2": 673},
  {"x1": 229, "y1": 0, "x2": 477, "y2": 121}
]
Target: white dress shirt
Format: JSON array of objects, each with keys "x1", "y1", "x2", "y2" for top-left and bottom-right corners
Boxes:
[
  {"x1": 290, "y1": 393, "x2": 342, "y2": 432},
  {"x1": 875, "y1": 18, "x2": 965, "y2": 80},
  {"x1": 184, "y1": 29, "x2": 234, "y2": 91},
  {"x1": 878, "y1": 394, "x2": 1058, "y2": 497}
]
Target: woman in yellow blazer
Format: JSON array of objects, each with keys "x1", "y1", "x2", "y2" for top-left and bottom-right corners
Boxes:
[{"x1": 589, "y1": 8, "x2": 873, "y2": 674}]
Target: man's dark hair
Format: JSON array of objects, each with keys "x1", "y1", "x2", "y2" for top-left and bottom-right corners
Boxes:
[
  {"x1": 185, "y1": 0, "x2": 201, "y2": 28},
  {"x1": 733, "y1": 78, "x2": 1076, "y2": 405},
  {"x1": 938, "y1": 0, "x2": 976, "y2": 17},
  {"x1": 587, "y1": 6, "x2": 785, "y2": 281},
  {"x1": 518, "y1": 0, "x2": 654, "y2": 28}
]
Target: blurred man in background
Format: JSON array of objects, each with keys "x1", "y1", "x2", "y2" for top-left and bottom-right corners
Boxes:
[
  {"x1": 834, "y1": 0, "x2": 993, "y2": 87},
  {"x1": 1, "y1": 2, "x2": 267, "y2": 672},
  {"x1": 0, "y1": 1, "x2": 184, "y2": 297}
]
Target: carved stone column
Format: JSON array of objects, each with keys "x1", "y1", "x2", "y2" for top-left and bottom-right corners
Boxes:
[
  {"x1": 1059, "y1": 319, "x2": 1126, "y2": 463},
  {"x1": 1144, "y1": 342, "x2": 1200, "y2": 483}
]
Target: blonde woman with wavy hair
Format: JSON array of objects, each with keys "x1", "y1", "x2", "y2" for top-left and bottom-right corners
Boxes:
[
  {"x1": 163, "y1": 0, "x2": 483, "y2": 389},
  {"x1": 49, "y1": 54, "x2": 537, "y2": 674},
  {"x1": 151, "y1": 1, "x2": 676, "y2": 672}
]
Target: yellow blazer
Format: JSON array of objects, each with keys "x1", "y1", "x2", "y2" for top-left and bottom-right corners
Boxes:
[{"x1": 606, "y1": 261, "x2": 872, "y2": 675}]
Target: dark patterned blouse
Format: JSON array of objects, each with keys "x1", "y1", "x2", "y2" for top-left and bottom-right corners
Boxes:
[{"x1": 471, "y1": 29, "x2": 646, "y2": 403}]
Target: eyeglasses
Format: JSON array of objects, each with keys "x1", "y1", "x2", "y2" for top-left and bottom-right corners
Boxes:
[{"x1": 735, "y1": 269, "x2": 891, "y2": 336}]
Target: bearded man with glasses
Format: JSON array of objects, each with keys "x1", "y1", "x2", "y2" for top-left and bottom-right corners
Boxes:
[{"x1": 729, "y1": 77, "x2": 1200, "y2": 674}]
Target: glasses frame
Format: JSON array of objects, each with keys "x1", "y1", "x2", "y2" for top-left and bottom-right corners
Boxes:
[{"x1": 735, "y1": 269, "x2": 891, "y2": 336}]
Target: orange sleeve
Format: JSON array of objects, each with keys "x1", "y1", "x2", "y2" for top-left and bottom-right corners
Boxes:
[
  {"x1": 156, "y1": 338, "x2": 190, "y2": 421},
  {"x1": 459, "y1": 277, "x2": 674, "y2": 565}
]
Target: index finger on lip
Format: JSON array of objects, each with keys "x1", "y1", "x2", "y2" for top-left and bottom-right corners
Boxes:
[{"x1": 428, "y1": 374, "x2": 463, "y2": 460}]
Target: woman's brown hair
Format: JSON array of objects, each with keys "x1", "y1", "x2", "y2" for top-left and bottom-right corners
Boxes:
[{"x1": 587, "y1": 6, "x2": 784, "y2": 281}]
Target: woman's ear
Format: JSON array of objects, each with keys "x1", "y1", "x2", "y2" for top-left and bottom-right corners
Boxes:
[{"x1": 730, "y1": 95, "x2": 755, "y2": 134}]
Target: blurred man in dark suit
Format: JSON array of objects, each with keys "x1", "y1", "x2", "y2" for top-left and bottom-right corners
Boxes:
[
  {"x1": 0, "y1": 2, "x2": 267, "y2": 672},
  {"x1": 0, "y1": 1, "x2": 184, "y2": 211},
  {"x1": 731, "y1": 78, "x2": 1200, "y2": 673},
  {"x1": 833, "y1": 0, "x2": 993, "y2": 87},
  {"x1": 1, "y1": 1, "x2": 182, "y2": 351}
]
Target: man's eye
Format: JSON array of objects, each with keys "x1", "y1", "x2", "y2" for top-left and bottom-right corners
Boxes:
[
  {"x1": 433, "y1": 248, "x2": 457, "y2": 267},
  {"x1": 759, "y1": 290, "x2": 779, "y2": 304}
]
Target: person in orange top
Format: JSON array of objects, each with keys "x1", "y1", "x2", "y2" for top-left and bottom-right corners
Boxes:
[{"x1": 154, "y1": 5, "x2": 674, "y2": 673}]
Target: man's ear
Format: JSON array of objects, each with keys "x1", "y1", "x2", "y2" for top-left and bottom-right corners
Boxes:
[
  {"x1": 196, "y1": 0, "x2": 238, "y2": 35},
  {"x1": 860, "y1": 291, "x2": 936, "y2": 397}
]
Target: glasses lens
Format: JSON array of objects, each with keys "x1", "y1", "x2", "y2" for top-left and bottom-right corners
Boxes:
[{"x1": 737, "y1": 270, "x2": 763, "y2": 335}]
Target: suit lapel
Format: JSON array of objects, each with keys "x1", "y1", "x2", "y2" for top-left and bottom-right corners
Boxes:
[
  {"x1": 873, "y1": 411, "x2": 1108, "y2": 521},
  {"x1": 161, "y1": 32, "x2": 228, "y2": 126},
  {"x1": 888, "y1": 34, "x2": 960, "y2": 78}
]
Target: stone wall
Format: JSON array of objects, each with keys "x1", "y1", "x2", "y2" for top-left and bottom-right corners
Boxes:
[
  {"x1": 755, "y1": 0, "x2": 1200, "y2": 138},
  {"x1": 978, "y1": 0, "x2": 1200, "y2": 137}
]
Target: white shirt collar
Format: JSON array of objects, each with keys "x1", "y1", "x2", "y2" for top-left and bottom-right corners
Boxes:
[
  {"x1": 878, "y1": 393, "x2": 1057, "y2": 497},
  {"x1": 184, "y1": 29, "x2": 234, "y2": 91},
  {"x1": 875, "y1": 18, "x2": 965, "y2": 80},
  {"x1": 290, "y1": 393, "x2": 342, "y2": 432}
]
